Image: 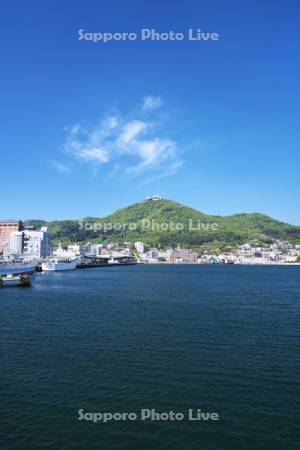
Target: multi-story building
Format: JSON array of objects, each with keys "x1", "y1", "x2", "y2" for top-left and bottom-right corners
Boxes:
[
  {"x1": 23, "y1": 227, "x2": 52, "y2": 259},
  {"x1": 9, "y1": 231, "x2": 25, "y2": 254},
  {"x1": 0, "y1": 220, "x2": 23, "y2": 254}
]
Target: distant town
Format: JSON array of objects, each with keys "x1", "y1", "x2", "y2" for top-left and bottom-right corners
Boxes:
[
  {"x1": 134, "y1": 240, "x2": 300, "y2": 265},
  {"x1": 1, "y1": 219, "x2": 299, "y2": 267}
]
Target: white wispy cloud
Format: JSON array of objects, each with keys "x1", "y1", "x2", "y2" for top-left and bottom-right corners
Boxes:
[
  {"x1": 50, "y1": 159, "x2": 70, "y2": 174},
  {"x1": 63, "y1": 96, "x2": 183, "y2": 180},
  {"x1": 125, "y1": 138, "x2": 178, "y2": 175},
  {"x1": 77, "y1": 148, "x2": 109, "y2": 163},
  {"x1": 118, "y1": 120, "x2": 148, "y2": 146},
  {"x1": 142, "y1": 160, "x2": 185, "y2": 184},
  {"x1": 142, "y1": 95, "x2": 163, "y2": 111},
  {"x1": 65, "y1": 119, "x2": 113, "y2": 164}
]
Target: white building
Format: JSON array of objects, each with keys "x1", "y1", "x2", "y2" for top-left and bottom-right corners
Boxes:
[
  {"x1": 23, "y1": 227, "x2": 52, "y2": 259},
  {"x1": 158, "y1": 248, "x2": 174, "y2": 261},
  {"x1": 134, "y1": 241, "x2": 145, "y2": 254},
  {"x1": 144, "y1": 195, "x2": 162, "y2": 201},
  {"x1": 89, "y1": 243, "x2": 104, "y2": 255},
  {"x1": 9, "y1": 231, "x2": 24, "y2": 254},
  {"x1": 143, "y1": 248, "x2": 159, "y2": 263}
]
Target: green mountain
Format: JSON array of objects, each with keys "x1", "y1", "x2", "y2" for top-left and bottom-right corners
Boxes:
[{"x1": 24, "y1": 199, "x2": 300, "y2": 251}]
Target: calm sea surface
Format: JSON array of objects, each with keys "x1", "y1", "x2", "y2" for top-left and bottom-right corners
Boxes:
[{"x1": 1, "y1": 265, "x2": 300, "y2": 450}]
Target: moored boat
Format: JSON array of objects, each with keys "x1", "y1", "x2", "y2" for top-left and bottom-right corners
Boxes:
[
  {"x1": 41, "y1": 258, "x2": 77, "y2": 271},
  {"x1": 0, "y1": 260, "x2": 37, "y2": 287},
  {"x1": 0, "y1": 273, "x2": 33, "y2": 287}
]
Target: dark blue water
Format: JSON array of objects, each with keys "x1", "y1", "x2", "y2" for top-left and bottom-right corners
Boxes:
[{"x1": 1, "y1": 265, "x2": 300, "y2": 450}]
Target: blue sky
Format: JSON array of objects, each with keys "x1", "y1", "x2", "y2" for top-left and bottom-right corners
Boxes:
[{"x1": 1, "y1": 0, "x2": 299, "y2": 223}]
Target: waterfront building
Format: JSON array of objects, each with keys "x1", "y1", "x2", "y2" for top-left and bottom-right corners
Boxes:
[
  {"x1": 23, "y1": 227, "x2": 52, "y2": 259},
  {"x1": 89, "y1": 244, "x2": 104, "y2": 255},
  {"x1": 9, "y1": 231, "x2": 25, "y2": 254},
  {"x1": 143, "y1": 248, "x2": 159, "y2": 263},
  {"x1": 0, "y1": 220, "x2": 23, "y2": 254},
  {"x1": 158, "y1": 248, "x2": 174, "y2": 261},
  {"x1": 170, "y1": 249, "x2": 198, "y2": 263}
]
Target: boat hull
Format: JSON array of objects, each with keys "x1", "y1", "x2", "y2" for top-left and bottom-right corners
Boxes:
[
  {"x1": 0, "y1": 262, "x2": 37, "y2": 275},
  {"x1": 0, "y1": 262, "x2": 36, "y2": 287},
  {"x1": 0, "y1": 273, "x2": 33, "y2": 287},
  {"x1": 41, "y1": 261, "x2": 77, "y2": 271}
]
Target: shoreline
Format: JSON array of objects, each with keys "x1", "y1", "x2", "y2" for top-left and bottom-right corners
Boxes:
[{"x1": 138, "y1": 262, "x2": 300, "y2": 266}]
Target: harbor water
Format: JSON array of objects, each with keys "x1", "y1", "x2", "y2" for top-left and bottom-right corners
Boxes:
[{"x1": 1, "y1": 265, "x2": 300, "y2": 449}]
